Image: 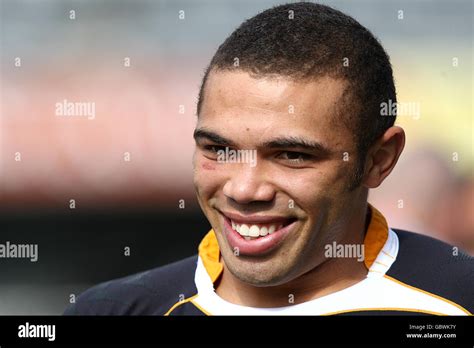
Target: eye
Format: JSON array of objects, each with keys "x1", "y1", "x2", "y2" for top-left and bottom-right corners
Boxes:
[
  {"x1": 277, "y1": 151, "x2": 314, "y2": 164},
  {"x1": 202, "y1": 144, "x2": 228, "y2": 160},
  {"x1": 203, "y1": 145, "x2": 227, "y2": 154}
]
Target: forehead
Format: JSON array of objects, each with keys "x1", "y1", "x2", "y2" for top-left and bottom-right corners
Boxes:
[{"x1": 199, "y1": 70, "x2": 352, "y2": 147}]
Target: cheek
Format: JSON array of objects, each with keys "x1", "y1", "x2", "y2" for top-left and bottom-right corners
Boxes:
[
  {"x1": 273, "y1": 171, "x2": 327, "y2": 208},
  {"x1": 193, "y1": 156, "x2": 223, "y2": 197},
  {"x1": 202, "y1": 162, "x2": 216, "y2": 171}
]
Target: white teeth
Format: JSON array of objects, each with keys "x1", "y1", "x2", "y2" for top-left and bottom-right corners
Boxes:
[
  {"x1": 249, "y1": 225, "x2": 260, "y2": 237},
  {"x1": 230, "y1": 219, "x2": 288, "y2": 238},
  {"x1": 240, "y1": 224, "x2": 250, "y2": 236}
]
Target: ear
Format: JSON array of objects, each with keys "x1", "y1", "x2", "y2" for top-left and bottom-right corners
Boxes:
[{"x1": 362, "y1": 126, "x2": 405, "y2": 189}]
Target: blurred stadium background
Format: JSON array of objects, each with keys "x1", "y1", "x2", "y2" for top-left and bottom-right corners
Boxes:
[{"x1": 0, "y1": 0, "x2": 472, "y2": 314}]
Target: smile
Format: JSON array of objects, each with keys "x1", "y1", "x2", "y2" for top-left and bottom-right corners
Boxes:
[
  {"x1": 219, "y1": 210, "x2": 298, "y2": 255},
  {"x1": 230, "y1": 220, "x2": 294, "y2": 240}
]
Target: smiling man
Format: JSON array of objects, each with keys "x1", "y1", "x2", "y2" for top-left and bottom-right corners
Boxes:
[{"x1": 65, "y1": 2, "x2": 473, "y2": 316}]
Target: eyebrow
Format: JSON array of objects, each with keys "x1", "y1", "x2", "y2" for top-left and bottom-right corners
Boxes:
[
  {"x1": 193, "y1": 128, "x2": 237, "y2": 147},
  {"x1": 261, "y1": 136, "x2": 331, "y2": 155},
  {"x1": 193, "y1": 128, "x2": 331, "y2": 155}
]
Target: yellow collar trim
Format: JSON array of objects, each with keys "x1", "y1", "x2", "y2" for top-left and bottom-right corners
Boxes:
[
  {"x1": 198, "y1": 229, "x2": 223, "y2": 283},
  {"x1": 363, "y1": 205, "x2": 389, "y2": 269},
  {"x1": 197, "y1": 204, "x2": 389, "y2": 282}
]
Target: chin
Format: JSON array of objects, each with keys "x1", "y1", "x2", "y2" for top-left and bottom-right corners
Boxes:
[{"x1": 224, "y1": 253, "x2": 295, "y2": 287}]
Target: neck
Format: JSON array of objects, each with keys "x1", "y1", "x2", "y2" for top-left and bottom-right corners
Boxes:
[{"x1": 215, "y1": 204, "x2": 371, "y2": 308}]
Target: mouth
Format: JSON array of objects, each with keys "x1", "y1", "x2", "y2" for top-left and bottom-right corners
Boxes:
[
  {"x1": 218, "y1": 210, "x2": 298, "y2": 256},
  {"x1": 230, "y1": 218, "x2": 295, "y2": 240}
]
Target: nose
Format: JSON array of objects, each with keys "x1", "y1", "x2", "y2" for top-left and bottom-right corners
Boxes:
[{"x1": 222, "y1": 163, "x2": 276, "y2": 204}]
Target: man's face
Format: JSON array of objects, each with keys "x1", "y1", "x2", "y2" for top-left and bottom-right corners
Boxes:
[{"x1": 193, "y1": 70, "x2": 364, "y2": 286}]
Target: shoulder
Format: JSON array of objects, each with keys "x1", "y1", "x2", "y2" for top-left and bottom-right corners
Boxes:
[
  {"x1": 387, "y1": 229, "x2": 474, "y2": 314},
  {"x1": 63, "y1": 255, "x2": 198, "y2": 315}
]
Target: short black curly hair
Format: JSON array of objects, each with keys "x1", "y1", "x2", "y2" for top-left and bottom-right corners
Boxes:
[{"x1": 197, "y1": 2, "x2": 397, "y2": 184}]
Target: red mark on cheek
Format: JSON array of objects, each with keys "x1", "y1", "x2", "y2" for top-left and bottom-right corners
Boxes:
[{"x1": 202, "y1": 163, "x2": 216, "y2": 170}]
